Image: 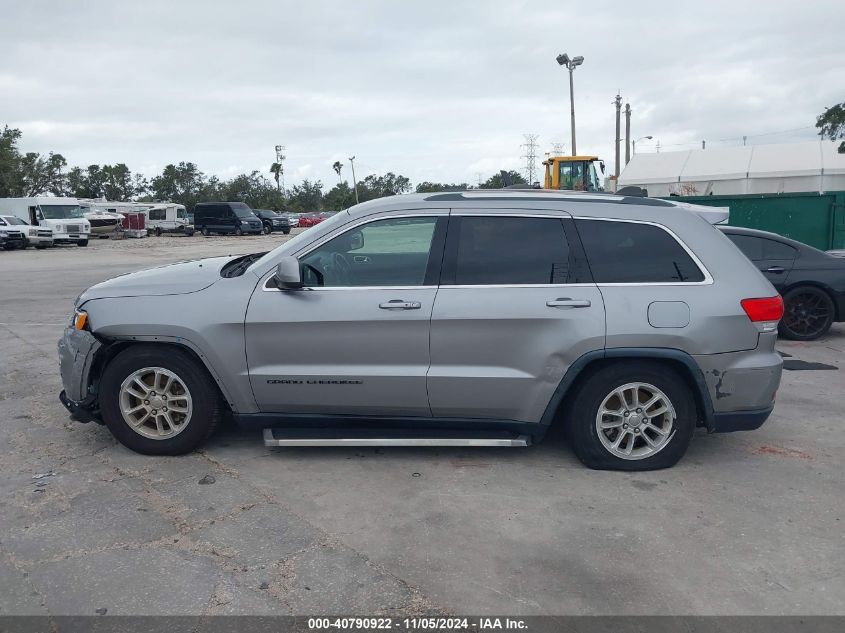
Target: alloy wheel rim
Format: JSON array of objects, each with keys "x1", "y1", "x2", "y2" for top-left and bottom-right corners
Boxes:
[
  {"x1": 595, "y1": 382, "x2": 676, "y2": 460},
  {"x1": 118, "y1": 367, "x2": 193, "y2": 440},
  {"x1": 783, "y1": 293, "x2": 830, "y2": 337}
]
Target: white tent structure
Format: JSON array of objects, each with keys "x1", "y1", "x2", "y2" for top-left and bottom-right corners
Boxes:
[{"x1": 617, "y1": 141, "x2": 845, "y2": 197}]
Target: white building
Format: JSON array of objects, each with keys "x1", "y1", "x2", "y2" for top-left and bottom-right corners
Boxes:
[{"x1": 617, "y1": 140, "x2": 845, "y2": 197}]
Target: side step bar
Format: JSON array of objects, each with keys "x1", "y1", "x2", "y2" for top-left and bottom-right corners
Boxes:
[{"x1": 263, "y1": 428, "x2": 531, "y2": 448}]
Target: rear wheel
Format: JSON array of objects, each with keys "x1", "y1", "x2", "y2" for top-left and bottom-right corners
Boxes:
[
  {"x1": 154, "y1": 227, "x2": 162, "y2": 237},
  {"x1": 263, "y1": 224, "x2": 272, "y2": 235},
  {"x1": 201, "y1": 227, "x2": 210, "y2": 236},
  {"x1": 235, "y1": 226, "x2": 244, "y2": 236},
  {"x1": 282, "y1": 228, "x2": 291, "y2": 235},
  {"x1": 100, "y1": 345, "x2": 222, "y2": 455},
  {"x1": 567, "y1": 361, "x2": 695, "y2": 471},
  {"x1": 779, "y1": 286, "x2": 834, "y2": 341}
]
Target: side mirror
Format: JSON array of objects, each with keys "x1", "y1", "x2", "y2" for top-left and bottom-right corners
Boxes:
[{"x1": 272, "y1": 256, "x2": 303, "y2": 289}]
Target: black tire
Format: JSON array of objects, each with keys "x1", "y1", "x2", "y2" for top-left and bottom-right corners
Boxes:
[
  {"x1": 282, "y1": 229, "x2": 291, "y2": 235},
  {"x1": 99, "y1": 345, "x2": 222, "y2": 455},
  {"x1": 36, "y1": 244, "x2": 47, "y2": 249},
  {"x1": 566, "y1": 361, "x2": 696, "y2": 471},
  {"x1": 155, "y1": 227, "x2": 162, "y2": 237},
  {"x1": 77, "y1": 239, "x2": 88, "y2": 247},
  {"x1": 201, "y1": 227, "x2": 210, "y2": 236},
  {"x1": 235, "y1": 226, "x2": 244, "y2": 236},
  {"x1": 778, "y1": 286, "x2": 835, "y2": 341},
  {"x1": 263, "y1": 223, "x2": 272, "y2": 235}
]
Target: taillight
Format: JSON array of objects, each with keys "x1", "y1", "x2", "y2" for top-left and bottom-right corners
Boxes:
[{"x1": 741, "y1": 296, "x2": 783, "y2": 333}]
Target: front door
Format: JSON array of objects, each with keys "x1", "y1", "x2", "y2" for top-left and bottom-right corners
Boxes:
[
  {"x1": 428, "y1": 211, "x2": 605, "y2": 423},
  {"x1": 245, "y1": 213, "x2": 447, "y2": 416}
]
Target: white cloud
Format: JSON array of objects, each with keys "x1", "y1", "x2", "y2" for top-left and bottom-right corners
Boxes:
[{"x1": 2, "y1": 0, "x2": 842, "y2": 189}]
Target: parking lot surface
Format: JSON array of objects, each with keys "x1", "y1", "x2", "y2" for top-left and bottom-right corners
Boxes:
[{"x1": 1, "y1": 233, "x2": 843, "y2": 616}]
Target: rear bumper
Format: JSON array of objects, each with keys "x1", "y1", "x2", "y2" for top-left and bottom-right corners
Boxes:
[{"x1": 711, "y1": 406, "x2": 773, "y2": 433}]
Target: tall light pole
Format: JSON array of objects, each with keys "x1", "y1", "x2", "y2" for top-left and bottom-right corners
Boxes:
[
  {"x1": 348, "y1": 156, "x2": 359, "y2": 205},
  {"x1": 632, "y1": 135, "x2": 653, "y2": 155},
  {"x1": 556, "y1": 52, "x2": 584, "y2": 156}
]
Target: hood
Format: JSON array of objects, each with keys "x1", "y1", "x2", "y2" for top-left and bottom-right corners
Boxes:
[{"x1": 78, "y1": 256, "x2": 233, "y2": 304}]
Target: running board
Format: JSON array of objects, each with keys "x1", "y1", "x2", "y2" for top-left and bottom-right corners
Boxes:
[{"x1": 263, "y1": 427, "x2": 531, "y2": 447}]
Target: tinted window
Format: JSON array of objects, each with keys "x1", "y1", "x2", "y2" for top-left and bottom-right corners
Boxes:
[
  {"x1": 454, "y1": 217, "x2": 571, "y2": 285},
  {"x1": 230, "y1": 203, "x2": 255, "y2": 218},
  {"x1": 725, "y1": 234, "x2": 764, "y2": 260},
  {"x1": 149, "y1": 208, "x2": 166, "y2": 220},
  {"x1": 576, "y1": 220, "x2": 704, "y2": 283},
  {"x1": 763, "y1": 239, "x2": 797, "y2": 260},
  {"x1": 300, "y1": 217, "x2": 438, "y2": 287}
]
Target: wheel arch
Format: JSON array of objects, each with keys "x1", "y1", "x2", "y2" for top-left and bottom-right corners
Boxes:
[
  {"x1": 541, "y1": 348, "x2": 715, "y2": 432},
  {"x1": 90, "y1": 338, "x2": 234, "y2": 412}
]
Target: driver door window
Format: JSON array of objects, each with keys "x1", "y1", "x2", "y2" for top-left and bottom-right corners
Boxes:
[{"x1": 300, "y1": 217, "x2": 438, "y2": 287}]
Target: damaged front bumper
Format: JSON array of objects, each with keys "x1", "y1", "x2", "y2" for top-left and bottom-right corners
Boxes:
[{"x1": 57, "y1": 326, "x2": 103, "y2": 423}]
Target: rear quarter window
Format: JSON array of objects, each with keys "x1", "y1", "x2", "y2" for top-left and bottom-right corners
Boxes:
[{"x1": 575, "y1": 219, "x2": 705, "y2": 283}]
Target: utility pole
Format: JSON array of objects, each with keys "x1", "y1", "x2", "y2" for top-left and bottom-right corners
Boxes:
[
  {"x1": 521, "y1": 133, "x2": 539, "y2": 185},
  {"x1": 624, "y1": 102, "x2": 631, "y2": 165},
  {"x1": 614, "y1": 94, "x2": 622, "y2": 178},
  {"x1": 702, "y1": 140, "x2": 706, "y2": 150},
  {"x1": 274, "y1": 145, "x2": 286, "y2": 194},
  {"x1": 348, "y1": 156, "x2": 359, "y2": 205},
  {"x1": 556, "y1": 53, "x2": 584, "y2": 156}
]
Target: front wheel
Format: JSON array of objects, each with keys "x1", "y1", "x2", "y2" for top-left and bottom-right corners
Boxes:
[
  {"x1": 567, "y1": 361, "x2": 696, "y2": 471},
  {"x1": 282, "y1": 228, "x2": 291, "y2": 235},
  {"x1": 154, "y1": 227, "x2": 162, "y2": 237},
  {"x1": 100, "y1": 345, "x2": 222, "y2": 455},
  {"x1": 779, "y1": 286, "x2": 834, "y2": 341},
  {"x1": 235, "y1": 226, "x2": 243, "y2": 236},
  {"x1": 263, "y1": 224, "x2": 271, "y2": 235},
  {"x1": 77, "y1": 239, "x2": 88, "y2": 247}
]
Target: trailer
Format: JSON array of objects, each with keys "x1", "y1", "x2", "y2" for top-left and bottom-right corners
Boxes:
[{"x1": 0, "y1": 197, "x2": 91, "y2": 246}]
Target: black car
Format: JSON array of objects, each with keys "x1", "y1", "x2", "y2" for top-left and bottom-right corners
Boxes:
[
  {"x1": 254, "y1": 209, "x2": 291, "y2": 235},
  {"x1": 719, "y1": 226, "x2": 845, "y2": 340},
  {"x1": 193, "y1": 202, "x2": 263, "y2": 236}
]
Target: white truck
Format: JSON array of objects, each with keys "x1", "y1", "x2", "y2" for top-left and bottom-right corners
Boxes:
[
  {"x1": 0, "y1": 197, "x2": 91, "y2": 246},
  {"x1": 0, "y1": 215, "x2": 53, "y2": 248}
]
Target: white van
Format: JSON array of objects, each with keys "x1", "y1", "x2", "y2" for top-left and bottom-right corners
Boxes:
[
  {"x1": 145, "y1": 203, "x2": 194, "y2": 236},
  {"x1": 0, "y1": 197, "x2": 91, "y2": 246}
]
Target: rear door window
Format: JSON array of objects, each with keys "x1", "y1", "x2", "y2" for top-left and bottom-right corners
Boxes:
[
  {"x1": 576, "y1": 219, "x2": 705, "y2": 283},
  {"x1": 453, "y1": 216, "x2": 572, "y2": 285},
  {"x1": 725, "y1": 234, "x2": 764, "y2": 261}
]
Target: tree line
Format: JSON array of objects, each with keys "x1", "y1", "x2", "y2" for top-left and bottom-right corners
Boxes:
[{"x1": 1, "y1": 124, "x2": 526, "y2": 212}]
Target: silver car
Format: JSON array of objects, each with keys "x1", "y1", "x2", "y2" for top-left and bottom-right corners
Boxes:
[{"x1": 59, "y1": 191, "x2": 783, "y2": 470}]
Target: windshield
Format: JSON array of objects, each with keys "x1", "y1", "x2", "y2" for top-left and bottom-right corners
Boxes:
[
  {"x1": 177, "y1": 207, "x2": 187, "y2": 219},
  {"x1": 39, "y1": 204, "x2": 85, "y2": 219},
  {"x1": 231, "y1": 203, "x2": 256, "y2": 219},
  {"x1": 2, "y1": 216, "x2": 27, "y2": 226},
  {"x1": 249, "y1": 210, "x2": 350, "y2": 273}
]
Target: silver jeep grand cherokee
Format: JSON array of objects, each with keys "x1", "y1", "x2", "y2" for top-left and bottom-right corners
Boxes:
[{"x1": 58, "y1": 191, "x2": 784, "y2": 470}]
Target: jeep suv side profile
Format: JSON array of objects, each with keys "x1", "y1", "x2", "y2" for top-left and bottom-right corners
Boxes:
[{"x1": 58, "y1": 191, "x2": 783, "y2": 470}]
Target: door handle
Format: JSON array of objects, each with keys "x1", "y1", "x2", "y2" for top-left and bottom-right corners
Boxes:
[
  {"x1": 546, "y1": 298, "x2": 592, "y2": 308},
  {"x1": 379, "y1": 300, "x2": 421, "y2": 310},
  {"x1": 765, "y1": 266, "x2": 785, "y2": 274},
  {"x1": 353, "y1": 255, "x2": 370, "y2": 263}
]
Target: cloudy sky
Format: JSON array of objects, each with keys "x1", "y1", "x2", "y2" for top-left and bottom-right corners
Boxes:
[{"x1": 2, "y1": 0, "x2": 843, "y2": 189}]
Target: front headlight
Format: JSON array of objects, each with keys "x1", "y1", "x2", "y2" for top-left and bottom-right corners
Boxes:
[
  {"x1": 55, "y1": 224, "x2": 63, "y2": 233},
  {"x1": 72, "y1": 309, "x2": 88, "y2": 331},
  {"x1": 29, "y1": 228, "x2": 37, "y2": 236}
]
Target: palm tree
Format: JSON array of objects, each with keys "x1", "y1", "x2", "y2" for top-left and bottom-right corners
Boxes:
[
  {"x1": 270, "y1": 162, "x2": 282, "y2": 193},
  {"x1": 332, "y1": 160, "x2": 343, "y2": 185}
]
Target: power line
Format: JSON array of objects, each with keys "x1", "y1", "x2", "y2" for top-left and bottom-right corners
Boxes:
[{"x1": 521, "y1": 133, "x2": 539, "y2": 185}]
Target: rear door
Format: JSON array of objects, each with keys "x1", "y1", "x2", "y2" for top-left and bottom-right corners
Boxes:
[
  {"x1": 427, "y1": 211, "x2": 605, "y2": 423},
  {"x1": 724, "y1": 233, "x2": 797, "y2": 291}
]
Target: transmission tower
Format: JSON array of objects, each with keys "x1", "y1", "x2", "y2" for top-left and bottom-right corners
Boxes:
[
  {"x1": 521, "y1": 134, "x2": 539, "y2": 185},
  {"x1": 551, "y1": 142, "x2": 565, "y2": 155},
  {"x1": 274, "y1": 145, "x2": 286, "y2": 193}
]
